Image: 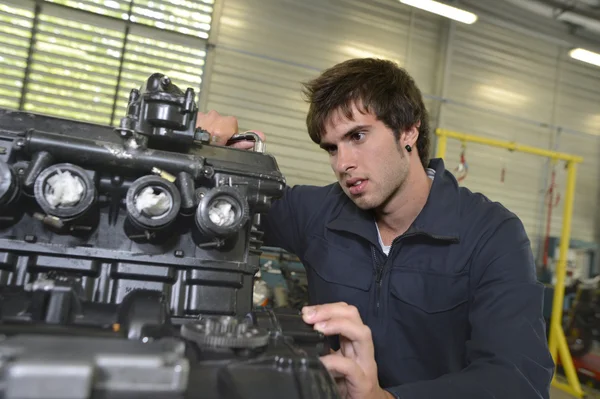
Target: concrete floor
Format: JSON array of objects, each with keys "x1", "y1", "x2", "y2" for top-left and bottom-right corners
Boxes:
[
  {"x1": 550, "y1": 387, "x2": 587, "y2": 399},
  {"x1": 550, "y1": 376, "x2": 600, "y2": 399}
]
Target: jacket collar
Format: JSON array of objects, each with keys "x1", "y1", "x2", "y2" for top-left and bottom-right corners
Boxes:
[{"x1": 325, "y1": 158, "x2": 461, "y2": 246}]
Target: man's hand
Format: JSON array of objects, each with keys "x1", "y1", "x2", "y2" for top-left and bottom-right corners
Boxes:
[
  {"x1": 196, "y1": 110, "x2": 265, "y2": 150},
  {"x1": 302, "y1": 302, "x2": 394, "y2": 399}
]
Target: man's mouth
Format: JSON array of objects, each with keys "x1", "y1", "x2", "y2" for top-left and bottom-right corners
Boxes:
[
  {"x1": 346, "y1": 178, "x2": 365, "y2": 187},
  {"x1": 346, "y1": 178, "x2": 367, "y2": 195}
]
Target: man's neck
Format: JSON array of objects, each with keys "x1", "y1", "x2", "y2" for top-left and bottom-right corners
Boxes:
[{"x1": 375, "y1": 164, "x2": 432, "y2": 242}]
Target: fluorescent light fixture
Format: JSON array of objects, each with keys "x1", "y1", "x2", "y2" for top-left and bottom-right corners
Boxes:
[
  {"x1": 569, "y1": 48, "x2": 600, "y2": 68},
  {"x1": 399, "y1": 0, "x2": 478, "y2": 24}
]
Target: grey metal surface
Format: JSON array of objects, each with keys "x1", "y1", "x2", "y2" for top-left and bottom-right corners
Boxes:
[{"x1": 0, "y1": 334, "x2": 189, "y2": 399}]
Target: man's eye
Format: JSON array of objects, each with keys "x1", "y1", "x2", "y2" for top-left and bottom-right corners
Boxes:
[
  {"x1": 352, "y1": 132, "x2": 365, "y2": 141},
  {"x1": 323, "y1": 146, "x2": 337, "y2": 155}
]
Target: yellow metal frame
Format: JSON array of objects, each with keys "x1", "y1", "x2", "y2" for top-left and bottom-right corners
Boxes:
[{"x1": 435, "y1": 128, "x2": 585, "y2": 398}]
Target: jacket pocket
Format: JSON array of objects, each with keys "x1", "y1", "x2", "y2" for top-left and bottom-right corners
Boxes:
[
  {"x1": 302, "y1": 235, "x2": 373, "y2": 308},
  {"x1": 390, "y1": 269, "x2": 468, "y2": 313},
  {"x1": 386, "y1": 269, "x2": 470, "y2": 365}
]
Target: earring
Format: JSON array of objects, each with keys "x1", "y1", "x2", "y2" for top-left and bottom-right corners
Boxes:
[{"x1": 405, "y1": 145, "x2": 412, "y2": 152}]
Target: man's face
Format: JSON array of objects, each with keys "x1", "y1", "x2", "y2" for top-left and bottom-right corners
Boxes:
[{"x1": 320, "y1": 104, "x2": 410, "y2": 210}]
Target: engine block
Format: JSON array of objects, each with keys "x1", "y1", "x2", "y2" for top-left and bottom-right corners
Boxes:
[{"x1": 0, "y1": 74, "x2": 339, "y2": 399}]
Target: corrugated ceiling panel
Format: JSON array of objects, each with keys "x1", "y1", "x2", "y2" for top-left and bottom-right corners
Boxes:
[
  {"x1": 548, "y1": 132, "x2": 599, "y2": 245},
  {"x1": 556, "y1": 57, "x2": 600, "y2": 136},
  {"x1": 440, "y1": 19, "x2": 562, "y2": 253},
  {"x1": 206, "y1": 0, "x2": 443, "y2": 186},
  {"x1": 206, "y1": 48, "x2": 333, "y2": 186},
  {"x1": 551, "y1": 55, "x2": 600, "y2": 244}
]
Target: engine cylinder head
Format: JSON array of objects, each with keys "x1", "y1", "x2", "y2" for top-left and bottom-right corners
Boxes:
[
  {"x1": 194, "y1": 186, "x2": 249, "y2": 241},
  {"x1": 33, "y1": 163, "x2": 97, "y2": 220},
  {"x1": 0, "y1": 161, "x2": 20, "y2": 207},
  {"x1": 125, "y1": 175, "x2": 181, "y2": 232}
]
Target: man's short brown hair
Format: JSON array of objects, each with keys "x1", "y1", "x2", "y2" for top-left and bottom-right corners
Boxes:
[{"x1": 302, "y1": 58, "x2": 431, "y2": 168}]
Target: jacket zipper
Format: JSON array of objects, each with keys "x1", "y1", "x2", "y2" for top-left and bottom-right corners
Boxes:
[
  {"x1": 372, "y1": 231, "x2": 440, "y2": 316},
  {"x1": 372, "y1": 235, "x2": 402, "y2": 316},
  {"x1": 371, "y1": 246, "x2": 382, "y2": 315},
  {"x1": 371, "y1": 230, "x2": 457, "y2": 316}
]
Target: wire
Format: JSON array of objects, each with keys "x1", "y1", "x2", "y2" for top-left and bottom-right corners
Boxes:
[{"x1": 454, "y1": 143, "x2": 468, "y2": 182}]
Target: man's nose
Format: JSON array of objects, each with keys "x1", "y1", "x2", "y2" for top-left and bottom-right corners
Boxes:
[{"x1": 335, "y1": 146, "x2": 356, "y2": 173}]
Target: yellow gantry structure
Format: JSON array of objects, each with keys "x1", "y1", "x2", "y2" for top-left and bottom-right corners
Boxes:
[{"x1": 435, "y1": 128, "x2": 585, "y2": 398}]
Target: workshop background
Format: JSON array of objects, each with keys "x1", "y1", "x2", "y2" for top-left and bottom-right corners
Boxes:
[{"x1": 1, "y1": 0, "x2": 600, "y2": 397}]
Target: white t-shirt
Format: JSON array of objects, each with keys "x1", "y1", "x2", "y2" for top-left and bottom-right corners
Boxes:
[{"x1": 376, "y1": 168, "x2": 436, "y2": 255}]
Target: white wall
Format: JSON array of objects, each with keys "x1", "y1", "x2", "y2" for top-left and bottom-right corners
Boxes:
[{"x1": 201, "y1": 0, "x2": 600, "y2": 259}]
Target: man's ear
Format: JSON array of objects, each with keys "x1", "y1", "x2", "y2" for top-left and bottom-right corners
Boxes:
[{"x1": 402, "y1": 121, "x2": 420, "y2": 147}]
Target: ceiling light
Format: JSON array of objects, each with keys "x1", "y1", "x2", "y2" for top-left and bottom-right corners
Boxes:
[
  {"x1": 569, "y1": 48, "x2": 600, "y2": 68},
  {"x1": 399, "y1": 0, "x2": 478, "y2": 24}
]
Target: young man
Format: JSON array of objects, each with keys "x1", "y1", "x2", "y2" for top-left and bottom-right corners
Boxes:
[{"x1": 198, "y1": 58, "x2": 554, "y2": 399}]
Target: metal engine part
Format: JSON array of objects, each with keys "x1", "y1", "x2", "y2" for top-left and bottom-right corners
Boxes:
[
  {"x1": 0, "y1": 73, "x2": 339, "y2": 399},
  {"x1": 181, "y1": 315, "x2": 270, "y2": 349}
]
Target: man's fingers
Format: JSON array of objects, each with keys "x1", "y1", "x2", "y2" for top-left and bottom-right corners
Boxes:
[
  {"x1": 314, "y1": 318, "x2": 371, "y2": 340},
  {"x1": 195, "y1": 110, "x2": 268, "y2": 150},
  {"x1": 196, "y1": 109, "x2": 218, "y2": 127},
  {"x1": 315, "y1": 319, "x2": 373, "y2": 359},
  {"x1": 246, "y1": 130, "x2": 266, "y2": 141},
  {"x1": 302, "y1": 302, "x2": 363, "y2": 325},
  {"x1": 320, "y1": 354, "x2": 364, "y2": 386},
  {"x1": 227, "y1": 130, "x2": 267, "y2": 150},
  {"x1": 228, "y1": 141, "x2": 256, "y2": 150},
  {"x1": 195, "y1": 110, "x2": 240, "y2": 146}
]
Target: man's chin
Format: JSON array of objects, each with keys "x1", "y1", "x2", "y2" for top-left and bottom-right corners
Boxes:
[{"x1": 349, "y1": 195, "x2": 377, "y2": 210}]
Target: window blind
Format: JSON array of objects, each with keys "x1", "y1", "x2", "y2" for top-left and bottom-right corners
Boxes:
[
  {"x1": 130, "y1": 0, "x2": 213, "y2": 39},
  {"x1": 115, "y1": 25, "x2": 206, "y2": 119},
  {"x1": 44, "y1": 0, "x2": 132, "y2": 20},
  {"x1": 0, "y1": 1, "x2": 34, "y2": 110},
  {"x1": 24, "y1": 6, "x2": 125, "y2": 124},
  {"x1": 0, "y1": 0, "x2": 212, "y2": 126}
]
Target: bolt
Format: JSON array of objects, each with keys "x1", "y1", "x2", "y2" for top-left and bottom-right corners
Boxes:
[
  {"x1": 24, "y1": 234, "x2": 36, "y2": 243},
  {"x1": 152, "y1": 167, "x2": 176, "y2": 183},
  {"x1": 161, "y1": 76, "x2": 171, "y2": 87},
  {"x1": 203, "y1": 167, "x2": 214, "y2": 178}
]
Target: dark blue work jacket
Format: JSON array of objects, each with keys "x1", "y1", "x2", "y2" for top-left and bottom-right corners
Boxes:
[{"x1": 263, "y1": 158, "x2": 554, "y2": 398}]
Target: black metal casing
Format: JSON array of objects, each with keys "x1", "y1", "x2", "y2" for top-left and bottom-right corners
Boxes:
[{"x1": 0, "y1": 73, "x2": 339, "y2": 399}]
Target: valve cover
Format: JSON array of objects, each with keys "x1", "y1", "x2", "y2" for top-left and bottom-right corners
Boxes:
[{"x1": 0, "y1": 73, "x2": 339, "y2": 399}]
